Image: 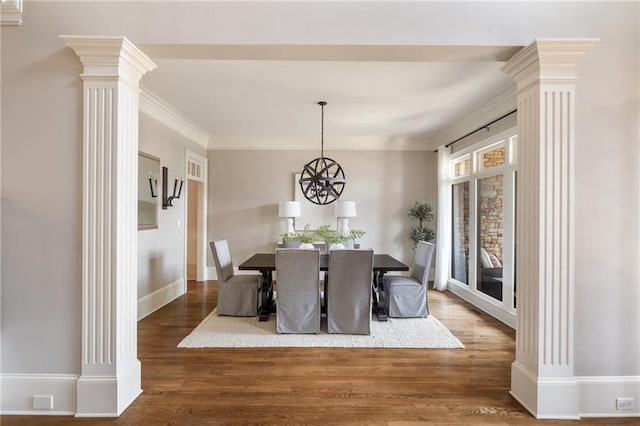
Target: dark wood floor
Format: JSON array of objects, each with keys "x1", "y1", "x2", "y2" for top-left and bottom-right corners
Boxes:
[{"x1": 3, "y1": 281, "x2": 636, "y2": 425}]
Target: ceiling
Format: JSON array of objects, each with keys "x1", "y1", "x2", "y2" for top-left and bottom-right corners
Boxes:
[{"x1": 138, "y1": 44, "x2": 519, "y2": 151}]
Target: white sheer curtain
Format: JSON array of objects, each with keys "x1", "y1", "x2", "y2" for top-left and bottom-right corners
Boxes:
[{"x1": 434, "y1": 145, "x2": 452, "y2": 291}]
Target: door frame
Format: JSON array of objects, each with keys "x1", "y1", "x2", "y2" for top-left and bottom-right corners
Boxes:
[{"x1": 184, "y1": 150, "x2": 208, "y2": 283}]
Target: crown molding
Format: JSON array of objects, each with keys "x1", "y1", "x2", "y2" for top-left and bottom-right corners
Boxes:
[
  {"x1": 139, "y1": 87, "x2": 210, "y2": 149},
  {"x1": 1, "y1": 0, "x2": 22, "y2": 26},
  {"x1": 428, "y1": 85, "x2": 517, "y2": 149},
  {"x1": 208, "y1": 139, "x2": 433, "y2": 152}
]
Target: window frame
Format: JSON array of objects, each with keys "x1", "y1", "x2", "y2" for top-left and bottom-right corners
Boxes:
[{"x1": 447, "y1": 129, "x2": 518, "y2": 326}]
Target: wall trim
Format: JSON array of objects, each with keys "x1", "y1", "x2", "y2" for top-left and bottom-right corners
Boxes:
[
  {"x1": 447, "y1": 281, "x2": 516, "y2": 329},
  {"x1": 139, "y1": 87, "x2": 210, "y2": 149},
  {"x1": 576, "y1": 376, "x2": 640, "y2": 418},
  {"x1": 0, "y1": 374, "x2": 78, "y2": 415},
  {"x1": 511, "y1": 365, "x2": 639, "y2": 419},
  {"x1": 137, "y1": 279, "x2": 186, "y2": 321},
  {"x1": 207, "y1": 266, "x2": 217, "y2": 281},
  {"x1": 428, "y1": 86, "x2": 516, "y2": 148}
]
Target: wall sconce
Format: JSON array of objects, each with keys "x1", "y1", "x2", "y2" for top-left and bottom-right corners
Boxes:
[
  {"x1": 148, "y1": 173, "x2": 158, "y2": 198},
  {"x1": 335, "y1": 201, "x2": 357, "y2": 234},
  {"x1": 162, "y1": 166, "x2": 184, "y2": 209}
]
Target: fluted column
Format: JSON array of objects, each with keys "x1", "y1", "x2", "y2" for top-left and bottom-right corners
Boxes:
[
  {"x1": 61, "y1": 36, "x2": 156, "y2": 417},
  {"x1": 502, "y1": 39, "x2": 597, "y2": 419}
]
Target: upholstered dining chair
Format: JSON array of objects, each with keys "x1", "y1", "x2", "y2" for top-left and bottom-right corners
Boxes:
[
  {"x1": 381, "y1": 241, "x2": 435, "y2": 318},
  {"x1": 210, "y1": 240, "x2": 263, "y2": 317},
  {"x1": 326, "y1": 249, "x2": 374, "y2": 335},
  {"x1": 275, "y1": 248, "x2": 321, "y2": 334}
]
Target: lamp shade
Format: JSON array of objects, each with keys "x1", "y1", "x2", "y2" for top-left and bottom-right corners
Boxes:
[
  {"x1": 335, "y1": 201, "x2": 357, "y2": 218},
  {"x1": 278, "y1": 201, "x2": 301, "y2": 218}
]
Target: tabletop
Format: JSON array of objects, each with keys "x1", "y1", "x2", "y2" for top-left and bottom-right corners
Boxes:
[{"x1": 238, "y1": 252, "x2": 409, "y2": 272}]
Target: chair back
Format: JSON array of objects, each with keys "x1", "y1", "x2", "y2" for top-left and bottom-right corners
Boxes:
[
  {"x1": 275, "y1": 248, "x2": 321, "y2": 334},
  {"x1": 409, "y1": 241, "x2": 436, "y2": 286},
  {"x1": 327, "y1": 249, "x2": 374, "y2": 334},
  {"x1": 210, "y1": 239, "x2": 234, "y2": 283}
]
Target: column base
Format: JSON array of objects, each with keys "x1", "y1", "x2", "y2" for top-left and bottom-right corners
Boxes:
[
  {"x1": 75, "y1": 359, "x2": 142, "y2": 417},
  {"x1": 510, "y1": 361, "x2": 579, "y2": 420}
]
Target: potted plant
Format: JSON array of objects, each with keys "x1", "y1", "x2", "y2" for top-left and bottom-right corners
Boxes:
[
  {"x1": 281, "y1": 223, "x2": 317, "y2": 248},
  {"x1": 318, "y1": 226, "x2": 366, "y2": 250},
  {"x1": 281, "y1": 231, "x2": 298, "y2": 247},
  {"x1": 408, "y1": 201, "x2": 435, "y2": 247}
]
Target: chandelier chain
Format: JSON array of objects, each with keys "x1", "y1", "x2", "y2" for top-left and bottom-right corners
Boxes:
[{"x1": 320, "y1": 101, "x2": 325, "y2": 158}]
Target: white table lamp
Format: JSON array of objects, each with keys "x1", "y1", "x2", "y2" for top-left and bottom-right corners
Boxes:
[
  {"x1": 278, "y1": 201, "x2": 301, "y2": 235},
  {"x1": 335, "y1": 201, "x2": 357, "y2": 234}
]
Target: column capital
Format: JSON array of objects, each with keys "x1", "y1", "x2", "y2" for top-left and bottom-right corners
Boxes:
[
  {"x1": 1, "y1": 0, "x2": 22, "y2": 26},
  {"x1": 502, "y1": 38, "x2": 599, "y2": 88},
  {"x1": 60, "y1": 35, "x2": 156, "y2": 86}
]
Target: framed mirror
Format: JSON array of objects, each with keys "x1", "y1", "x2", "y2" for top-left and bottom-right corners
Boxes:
[{"x1": 138, "y1": 151, "x2": 160, "y2": 230}]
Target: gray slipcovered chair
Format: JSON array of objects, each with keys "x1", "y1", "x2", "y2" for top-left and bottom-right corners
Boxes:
[
  {"x1": 210, "y1": 240, "x2": 263, "y2": 317},
  {"x1": 326, "y1": 249, "x2": 374, "y2": 335},
  {"x1": 381, "y1": 241, "x2": 435, "y2": 318},
  {"x1": 275, "y1": 248, "x2": 321, "y2": 334}
]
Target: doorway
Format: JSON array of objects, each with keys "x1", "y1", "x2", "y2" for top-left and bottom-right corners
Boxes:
[{"x1": 184, "y1": 150, "x2": 208, "y2": 283}]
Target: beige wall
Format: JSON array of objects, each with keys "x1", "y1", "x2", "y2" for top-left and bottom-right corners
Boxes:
[
  {"x1": 138, "y1": 114, "x2": 206, "y2": 299},
  {"x1": 208, "y1": 150, "x2": 437, "y2": 267},
  {"x1": 1, "y1": 20, "x2": 84, "y2": 374}
]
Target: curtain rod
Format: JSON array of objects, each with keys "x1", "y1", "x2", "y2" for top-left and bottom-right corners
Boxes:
[{"x1": 433, "y1": 109, "x2": 517, "y2": 153}]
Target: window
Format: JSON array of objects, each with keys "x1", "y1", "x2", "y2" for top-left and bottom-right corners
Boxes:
[
  {"x1": 447, "y1": 131, "x2": 517, "y2": 327},
  {"x1": 451, "y1": 182, "x2": 469, "y2": 284},
  {"x1": 479, "y1": 144, "x2": 506, "y2": 170},
  {"x1": 453, "y1": 156, "x2": 470, "y2": 178}
]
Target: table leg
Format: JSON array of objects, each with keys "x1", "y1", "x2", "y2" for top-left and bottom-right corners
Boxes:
[
  {"x1": 372, "y1": 271, "x2": 388, "y2": 322},
  {"x1": 259, "y1": 270, "x2": 275, "y2": 321}
]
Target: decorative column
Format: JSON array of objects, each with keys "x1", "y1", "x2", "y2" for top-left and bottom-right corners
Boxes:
[
  {"x1": 502, "y1": 39, "x2": 597, "y2": 419},
  {"x1": 61, "y1": 36, "x2": 156, "y2": 417}
]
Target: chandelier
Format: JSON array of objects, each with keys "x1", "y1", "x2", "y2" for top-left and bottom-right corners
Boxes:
[{"x1": 298, "y1": 101, "x2": 346, "y2": 205}]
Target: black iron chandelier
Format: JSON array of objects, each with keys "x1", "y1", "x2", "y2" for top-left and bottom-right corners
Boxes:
[{"x1": 298, "y1": 101, "x2": 346, "y2": 205}]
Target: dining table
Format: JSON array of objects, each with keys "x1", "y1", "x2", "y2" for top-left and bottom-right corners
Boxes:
[{"x1": 238, "y1": 252, "x2": 409, "y2": 322}]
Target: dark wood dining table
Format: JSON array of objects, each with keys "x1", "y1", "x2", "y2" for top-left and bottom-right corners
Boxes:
[{"x1": 238, "y1": 252, "x2": 409, "y2": 322}]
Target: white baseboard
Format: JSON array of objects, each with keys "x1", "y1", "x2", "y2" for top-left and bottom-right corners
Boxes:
[
  {"x1": 207, "y1": 266, "x2": 217, "y2": 281},
  {"x1": 0, "y1": 374, "x2": 78, "y2": 415},
  {"x1": 577, "y1": 376, "x2": 640, "y2": 418},
  {"x1": 137, "y1": 278, "x2": 185, "y2": 321},
  {"x1": 511, "y1": 362, "x2": 640, "y2": 419},
  {"x1": 447, "y1": 280, "x2": 516, "y2": 328}
]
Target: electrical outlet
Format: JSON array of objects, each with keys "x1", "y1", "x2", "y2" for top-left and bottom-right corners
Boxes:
[
  {"x1": 616, "y1": 397, "x2": 634, "y2": 410},
  {"x1": 33, "y1": 395, "x2": 53, "y2": 410}
]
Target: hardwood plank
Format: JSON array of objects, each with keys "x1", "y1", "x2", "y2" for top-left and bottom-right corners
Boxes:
[{"x1": 2, "y1": 281, "x2": 636, "y2": 425}]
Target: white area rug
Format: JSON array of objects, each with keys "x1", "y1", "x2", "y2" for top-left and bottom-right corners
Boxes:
[{"x1": 178, "y1": 309, "x2": 464, "y2": 349}]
